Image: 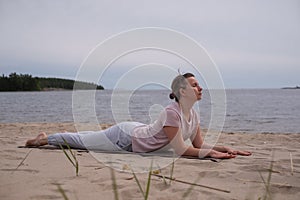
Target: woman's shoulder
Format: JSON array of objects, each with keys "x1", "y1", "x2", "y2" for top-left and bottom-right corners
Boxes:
[
  {"x1": 165, "y1": 102, "x2": 179, "y2": 111},
  {"x1": 164, "y1": 102, "x2": 181, "y2": 118}
]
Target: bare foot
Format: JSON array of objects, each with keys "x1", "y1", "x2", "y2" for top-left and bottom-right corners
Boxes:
[{"x1": 25, "y1": 132, "x2": 48, "y2": 147}]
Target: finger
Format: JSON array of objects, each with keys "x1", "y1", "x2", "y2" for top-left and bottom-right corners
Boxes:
[
  {"x1": 237, "y1": 151, "x2": 252, "y2": 156},
  {"x1": 224, "y1": 153, "x2": 236, "y2": 159},
  {"x1": 228, "y1": 150, "x2": 238, "y2": 155},
  {"x1": 230, "y1": 154, "x2": 236, "y2": 158}
]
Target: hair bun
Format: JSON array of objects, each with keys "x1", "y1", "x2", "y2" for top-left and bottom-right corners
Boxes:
[{"x1": 169, "y1": 93, "x2": 175, "y2": 99}]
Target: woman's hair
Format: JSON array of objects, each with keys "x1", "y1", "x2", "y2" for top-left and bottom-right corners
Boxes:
[{"x1": 169, "y1": 72, "x2": 195, "y2": 102}]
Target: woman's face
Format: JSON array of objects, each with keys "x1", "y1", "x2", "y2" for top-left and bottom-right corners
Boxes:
[{"x1": 185, "y1": 77, "x2": 203, "y2": 101}]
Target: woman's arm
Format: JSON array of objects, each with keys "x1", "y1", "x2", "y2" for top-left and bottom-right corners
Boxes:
[
  {"x1": 191, "y1": 125, "x2": 252, "y2": 156},
  {"x1": 190, "y1": 125, "x2": 203, "y2": 148},
  {"x1": 163, "y1": 126, "x2": 235, "y2": 159},
  {"x1": 191, "y1": 125, "x2": 225, "y2": 151}
]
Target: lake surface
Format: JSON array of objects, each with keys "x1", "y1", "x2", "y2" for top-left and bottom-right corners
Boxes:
[{"x1": 0, "y1": 89, "x2": 299, "y2": 134}]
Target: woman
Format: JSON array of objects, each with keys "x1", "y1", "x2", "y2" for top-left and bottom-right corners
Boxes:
[{"x1": 26, "y1": 73, "x2": 251, "y2": 159}]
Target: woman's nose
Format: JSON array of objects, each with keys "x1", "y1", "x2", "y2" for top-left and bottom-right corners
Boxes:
[{"x1": 198, "y1": 86, "x2": 202, "y2": 91}]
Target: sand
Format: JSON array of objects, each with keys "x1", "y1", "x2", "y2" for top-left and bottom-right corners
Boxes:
[{"x1": 0, "y1": 123, "x2": 299, "y2": 200}]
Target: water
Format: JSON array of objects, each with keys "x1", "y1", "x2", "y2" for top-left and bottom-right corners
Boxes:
[{"x1": 0, "y1": 89, "x2": 299, "y2": 134}]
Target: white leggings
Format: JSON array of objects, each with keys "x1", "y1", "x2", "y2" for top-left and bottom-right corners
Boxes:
[{"x1": 47, "y1": 122, "x2": 144, "y2": 152}]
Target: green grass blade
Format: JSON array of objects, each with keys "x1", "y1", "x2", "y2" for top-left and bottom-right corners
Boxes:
[
  {"x1": 57, "y1": 184, "x2": 69, "y2": 200},
  {"x1": 169, "y1": 157, "x2": 175, "y2": 185},
  {"x1": 56, "y1": 137, "x2": 79, "y2": 176},
  {"x1": 264, "y1": 160, "x2": 274, "y2": 200},
  {"x1": 144, "y1": 161, "x2": 153, "y2": 200},
  {"x1": 110, "y1": 168, "x2": 119, "y2": 200},
  {"x1": 61, "y1": 137, "x2": 79, "y2": 176},
  {"x1": 75, "y1": 160, "x2": 79, "y2": 176},
  {"x1": 162, "y1": 175, "x2": 167, "y2": 185},
  {"x1": 61, "y1": 137, "x2": 77, "y2": 159},
  {"x1": 57, "y1": 142, "x2": 76, "y2": 167},
  {"x1": 131, "y1": 168, "x2": 145, "y2": 197}
]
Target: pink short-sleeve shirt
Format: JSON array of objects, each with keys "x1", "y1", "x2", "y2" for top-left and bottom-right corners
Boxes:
[{"x1": 131, "y1": 102, "x2": 199, "y2": 153}]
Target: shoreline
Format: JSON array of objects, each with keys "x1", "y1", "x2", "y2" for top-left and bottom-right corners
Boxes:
[
  {"x1": 1, "y1": 122, "x2": 298, "y2": 135},
  {"x1": 0, "y1": 123, "x2": 299, "y2": 199}
]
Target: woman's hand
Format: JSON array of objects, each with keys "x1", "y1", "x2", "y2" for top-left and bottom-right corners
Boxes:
[
  {"x1": 208, "y1": 150, "x2": 236, "y2": 159},
  {"x1": 225, "y1": 147, "x2": 252, "y2": 156}
]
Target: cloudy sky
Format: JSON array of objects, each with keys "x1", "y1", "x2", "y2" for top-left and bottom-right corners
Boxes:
[{"x1": 0, "y1": 0, "x2": 299, "y2": 89}]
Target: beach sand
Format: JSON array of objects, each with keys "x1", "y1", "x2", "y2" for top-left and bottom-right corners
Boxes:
[{"x1": 0, "y1": 123, "x2": 299, "y2": 200}]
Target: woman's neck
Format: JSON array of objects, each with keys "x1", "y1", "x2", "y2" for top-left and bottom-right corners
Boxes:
[{"x1": 178, "y1": 100, "x2": 194, "y2": 120}]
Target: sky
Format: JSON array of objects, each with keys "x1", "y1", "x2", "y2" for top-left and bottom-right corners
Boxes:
[{"x1": 0, "y1": 0, "x2": 299, "y2": 89}]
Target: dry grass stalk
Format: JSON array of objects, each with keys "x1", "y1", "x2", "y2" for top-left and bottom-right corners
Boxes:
[
  {"x1": 152, "y1": 174, "x2": 230, "y2": 193},
  {"x1": 12, "y1": 148, "x2": 33, "y2": 174}
]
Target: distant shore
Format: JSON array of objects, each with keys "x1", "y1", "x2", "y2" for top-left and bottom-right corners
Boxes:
[
  {"x1": 282, "y1": 86, "x2": 300, "y2": 89},
  {"x1": 0, "y1": 72, "x2": 104, "y2": 92}
]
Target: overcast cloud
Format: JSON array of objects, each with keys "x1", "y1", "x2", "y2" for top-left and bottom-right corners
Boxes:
[{"x1": 0, "y1": 0, "x2": 299, "y2": 88}]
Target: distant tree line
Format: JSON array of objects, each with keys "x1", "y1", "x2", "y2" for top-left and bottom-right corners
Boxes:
[{"x1": 0, "y1": 73, "x2": 104, "y2": 91}]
